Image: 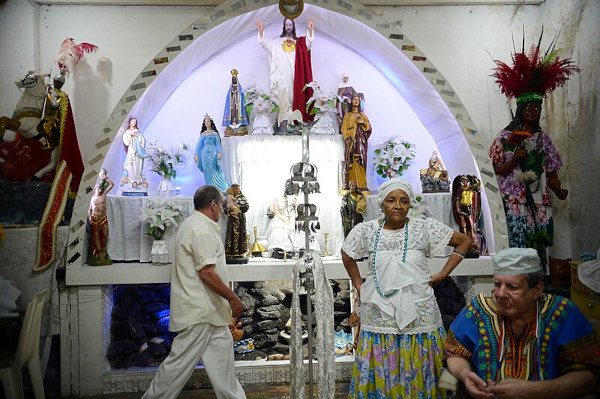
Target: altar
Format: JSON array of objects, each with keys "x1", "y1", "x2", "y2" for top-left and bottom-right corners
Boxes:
[{"x1": 101, "y1": 190, "x2": 456, "y2": 263}]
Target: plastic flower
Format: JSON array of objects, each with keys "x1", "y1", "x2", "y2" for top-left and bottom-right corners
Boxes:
[
  {"x1": 140, "y1": 201, "x2": 184, "y2": 240},
  {"x1": 146, "y1": 142, "x2": 188, "y2": 180},
  {"x1": 373, "y1": 139, "x2": 416, "y2": 179},
  {"x1": 245, "y1": 86, "x2": 279, "y2": 115},
  {"x1": 304, "y1": 81, "x2": 341, "y2": 115}
]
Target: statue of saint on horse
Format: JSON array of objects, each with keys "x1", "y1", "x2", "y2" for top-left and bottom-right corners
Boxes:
[{"x1": 0, "y1": 70, "x2": 84, "y2": 194}]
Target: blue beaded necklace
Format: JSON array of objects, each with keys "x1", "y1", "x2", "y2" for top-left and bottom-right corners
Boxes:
[{"x1": 372, "y1": 218, "x2": 409, "y2": 298}]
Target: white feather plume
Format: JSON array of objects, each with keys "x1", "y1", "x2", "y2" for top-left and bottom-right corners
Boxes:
[{"x1": 55, "y1": 38, "x2": 98, "y2": 76}]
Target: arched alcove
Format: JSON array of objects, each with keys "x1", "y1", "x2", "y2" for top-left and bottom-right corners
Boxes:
[{"x1": 67, "y1": 0, "x2": 508, "y2": 267}]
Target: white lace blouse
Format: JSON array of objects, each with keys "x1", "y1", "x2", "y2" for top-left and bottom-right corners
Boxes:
[{"x1": 342, "y1": 217, "x2": 454, "y2": 335}]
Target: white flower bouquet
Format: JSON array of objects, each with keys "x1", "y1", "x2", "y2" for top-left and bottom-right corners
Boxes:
[
  {"x1": 140, "y1": 201, "x2": 184, "y2": 240},
  {"x1": 304, "y1": 81, "x2": 341, "y2": 115},
  {"x1": 146, "y1": 142, "x2": 188, "y2": 180},
  {"x1": 373, "y1": 139, "x2": 416, "y2": 179},
  {"x1": 245, "y1": 85, "x2": 279, "y2": 115}
]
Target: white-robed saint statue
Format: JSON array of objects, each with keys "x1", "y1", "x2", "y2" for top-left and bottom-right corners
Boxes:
[
  {"x1": 121, "y1": 117, "x2": 148, "y2": 189},
  {"x1": 222, "y1": 68, "x2": 250, "y2": 136},
  {"x1": 256, "y1": 17, "x2": 315, "y2": 125}
]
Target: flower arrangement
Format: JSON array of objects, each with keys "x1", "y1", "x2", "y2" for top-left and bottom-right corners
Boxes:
[
  {"x1": 245, "y1": 85, "x2": 279, "y2": 115},
  {"x1": 304, "y1": 81, "x2": 342, "y2": 115},
  {"x1": 146, "y1": 142, "x2": 188, "y2": 180},
  {"x1": 140, "y1": 201, "x2": 184, "y2": 240},
  {"x1": 373, "y1": 139, "x2": 416, "y2": 179}
]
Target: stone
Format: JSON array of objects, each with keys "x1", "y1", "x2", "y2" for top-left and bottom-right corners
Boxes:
[
  {"x1": 261, "y1": 294, "x2": 280, "y2": 307},
  {"x1": 256, "y1": 305, "x2": 281, "y2": 320},
  {"x1": 256, "y1": 319, "x2": 281, "y2": 331}
]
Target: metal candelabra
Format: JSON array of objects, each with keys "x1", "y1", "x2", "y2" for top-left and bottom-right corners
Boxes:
[{"x1": 285, "y1": 122, "x2": 320, "y2": 399}]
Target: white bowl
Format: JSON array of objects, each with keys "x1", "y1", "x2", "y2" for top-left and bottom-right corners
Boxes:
[{"x1": 261, "y1": 251, "x2": 273, "y2": 258}]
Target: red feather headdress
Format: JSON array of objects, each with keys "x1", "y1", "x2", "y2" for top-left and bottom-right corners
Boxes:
[
  {"x1": 492, "y1": 31, "x2": 579, "y2": 105},
  {"x1": 55, "y1": 38, "x2": 99, "y2": 76}
]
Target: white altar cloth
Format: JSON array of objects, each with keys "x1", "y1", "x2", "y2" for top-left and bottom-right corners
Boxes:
[
  {"x1": 105, "y1": 196, "x2": 197, "y2": 262},
  {"x1": 103, "y1": 191, "x2": 457, "y2": 262}
]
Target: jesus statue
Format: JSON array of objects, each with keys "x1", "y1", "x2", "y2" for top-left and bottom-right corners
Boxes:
[{"x1": 256, "y1": 17, "x2": 315, "y2": 126}]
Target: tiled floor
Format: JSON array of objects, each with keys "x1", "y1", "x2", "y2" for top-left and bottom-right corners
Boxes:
[{"x1": 71, "y1": 383, "x2": 351, "y2": 398}]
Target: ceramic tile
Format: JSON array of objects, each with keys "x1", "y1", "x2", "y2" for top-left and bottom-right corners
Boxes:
[
  {"x1": 272, "y1": 364, "x2": 291, "y2": 384},
  {"x1": 103, "y1": 375, "x2": 124, "y2": 394},
  {"x1": 251, "y1": 365, "x2": 274, "y2": 384},
  {"x1": 186, "y1": 369, "x2": 210, "y2": 389},
  {"x1": 123, "y1": 373, "x2": 146, "y2": 392},
  {"x1": 235, "y1": 366, "x2": 253, "y2": 386}
]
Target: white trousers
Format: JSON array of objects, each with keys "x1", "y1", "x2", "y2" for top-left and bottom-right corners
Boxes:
[{"x1": 142, "y1": 323, "x2": 246, "y2": 399}]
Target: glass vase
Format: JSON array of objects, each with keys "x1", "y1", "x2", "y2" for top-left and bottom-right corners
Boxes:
[
  {"x1": 157, "y1": 176, "x2": 176, "y2": 197},
  {"x1": 150, "y1": 239, "x2": 170, "y2": 264}
]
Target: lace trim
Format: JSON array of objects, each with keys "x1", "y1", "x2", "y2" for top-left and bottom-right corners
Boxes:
[
  {"x1": 290, "y1": 254, "x2": 335, "y2": 398},
  {"x1": 360, "y1": 296, "x2": 443, "y2": 335}
]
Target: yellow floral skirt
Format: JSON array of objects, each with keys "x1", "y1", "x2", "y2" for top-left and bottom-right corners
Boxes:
[{"x1": 348, "y1": 327, "x2": 447, "y2": 399}]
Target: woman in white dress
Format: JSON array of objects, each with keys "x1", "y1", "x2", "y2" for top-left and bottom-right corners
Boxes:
[{"x1": 342, "y1": 178, "x2": 471, "y2": 398}]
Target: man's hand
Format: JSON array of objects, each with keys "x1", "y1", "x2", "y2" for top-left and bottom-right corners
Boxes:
[
  {"x1": 228, "y1": 295, "x2": 243, "y2": 319},
  {"x1": 463, "y1": 371, "x2": 494, "y2": 399},
  {"x1": 489, "y1": 378, "x2": 530, "y2": 399},
  {"x1": 256, "y1": 20, "x2": 264, "y2": 37}
]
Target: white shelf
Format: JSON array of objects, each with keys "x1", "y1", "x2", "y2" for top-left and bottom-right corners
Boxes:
[{"x1": 66, "y1": 256, "x2": 493, "y2": 286}]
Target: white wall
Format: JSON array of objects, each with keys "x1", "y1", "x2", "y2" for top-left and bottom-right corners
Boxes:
[{"x1": 1, "y1": 0, "x2": 598, "y2": 257}]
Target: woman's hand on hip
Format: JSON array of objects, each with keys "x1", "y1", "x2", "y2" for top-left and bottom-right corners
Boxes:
[{"x1": 429, "y1": 272, "x2": 446, "y2": 287}]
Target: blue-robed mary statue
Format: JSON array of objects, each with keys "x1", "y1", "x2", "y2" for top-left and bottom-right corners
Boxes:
[{"x1": 222, "y1": 69, "x2": 249, "y2": 134}]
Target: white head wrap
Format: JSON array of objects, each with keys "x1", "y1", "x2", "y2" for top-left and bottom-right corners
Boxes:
[
  {"x1": 376, "y1": 178, "x2": 414, "y2": 209},
  {"x1": 493, "y1": 248, "x2": 542, "y2": 275}
]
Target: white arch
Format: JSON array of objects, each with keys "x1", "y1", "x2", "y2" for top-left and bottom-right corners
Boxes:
[{"x1": 67, "y1": 1, "x2": 508, "y2": 266}]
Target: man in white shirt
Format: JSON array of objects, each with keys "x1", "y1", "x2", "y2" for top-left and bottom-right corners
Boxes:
[{"x1": 143, "y1": 185, "x2": 246, "y2": 399}]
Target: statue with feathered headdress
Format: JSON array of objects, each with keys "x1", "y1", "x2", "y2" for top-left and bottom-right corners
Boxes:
[{"x1": 488, "y1": 30, "x2": 578, "y2": 270}]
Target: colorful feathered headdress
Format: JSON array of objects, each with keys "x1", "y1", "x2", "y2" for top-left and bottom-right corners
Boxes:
[
  {"x1": 55, "y1": 38, "x2": 99, "y2": 76},
  {"x1": 492, "y1": 30, "x2": 579, "y2": 106}
]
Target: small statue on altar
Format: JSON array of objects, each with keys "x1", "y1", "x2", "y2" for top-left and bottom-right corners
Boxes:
[
  {"x1": 452, "y1": 175, "x2": 483, "y2": 257},
  {"x1": 341, "y1": 94, "x2": 372, "y2": 192},
  {"x1": 266, "y1": 180, "x2": 300, "y2": 255},
  {"x1": 420, "y1": 151, "x2": 450, "y2": 193},
  {"x1": 337, "y1": 73, "x2": 363, "y2": 128},
  {"x1": 121, "y1": 117, "x2": 149, "y2": 190},
  {"x1": 306, "y1": 81, "x2": 339, "y2": 135},
  {"x1": 194, "y1": 115, "x2": 230, "y2": 192},
  {"x1": 341, "y1": 180, "x2": 367, "y2": 238},
  {"x1": 88, "y1": 168, "x2": 114, "y2": 266},
  {"x1": 223, "y1": 69, "x2": 249, "y2": 137},
  {"x1": 225, "y1": 184, "x2": 250, "y2": 264}
]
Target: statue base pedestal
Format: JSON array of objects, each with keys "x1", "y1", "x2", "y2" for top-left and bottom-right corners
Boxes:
[
  {"x1": 226, "y1": 256, "x2": 249, "y2": 264},
  {"x1": 224, "y1": 125, "x2": 248, "y2": 137}
]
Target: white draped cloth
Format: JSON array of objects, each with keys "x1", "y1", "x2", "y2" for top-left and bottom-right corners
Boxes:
[
  {"x1": 290, "y1": 254, "x2": 335, "y2": 399},
  {"x1": 342, "y1": 217, "x2": 454, "y2": 334},
  {"x1": 258, "y1": 30, "x2": 314, "y2": 114}
]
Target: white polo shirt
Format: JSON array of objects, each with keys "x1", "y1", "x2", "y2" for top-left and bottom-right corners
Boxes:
[{"x1": 169, "y1": 211, "x2": 232, "y2": 332}]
